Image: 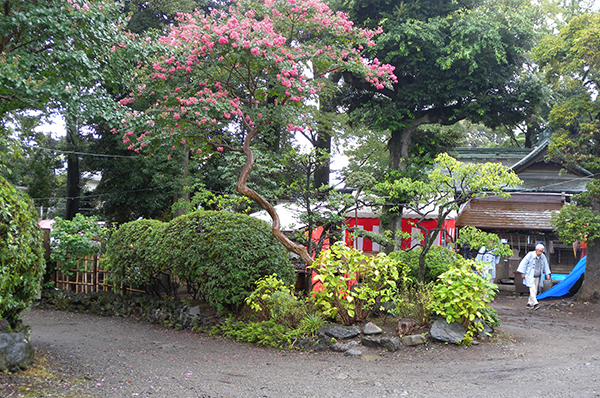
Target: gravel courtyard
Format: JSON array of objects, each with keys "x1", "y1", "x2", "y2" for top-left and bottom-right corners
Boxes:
[{"x1": 2, "y1": 292, "x2": 600, "y2": 398}]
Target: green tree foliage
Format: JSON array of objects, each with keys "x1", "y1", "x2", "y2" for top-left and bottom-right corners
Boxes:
[
  {"x1": 456, "y1": 226, "x2": 513, "y2": 257},
  {"x1": 1, "y1": 113, "x2": 64, "y2": 211},
  {"x1": 342, "y1": 0, "x2": 540, "y2": 169},
  {"x1": 536, "y1": 12, "x2": 600, "y2": 301},
  {"x1": 106, "y1": 211, "x2": 295, "y2": 312},
  {"x1": 49, "y1": 214, "x2": 105, "y2": 275},
  {"x1": 378, "y1": 153, "x2": 522, "y2": 281},
  {"x1": 1, "y1": 0, "x2": 157, "y2": 219},
  {"x1": 0, "y1": 177, "x2": 45, "y2": 326},
  {"x1": 336, "y1": 0, "x2": 540, "y2": 249},
  {"x1": 117, "y1": 0, "x2": 396, "y2": 266}
]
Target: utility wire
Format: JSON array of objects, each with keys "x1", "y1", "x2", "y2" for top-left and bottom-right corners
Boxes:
[{"x1": 34, "y1": 146, "x2": 137, "y2": 158}]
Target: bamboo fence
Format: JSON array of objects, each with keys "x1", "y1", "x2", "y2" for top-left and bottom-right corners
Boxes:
[{"x1": 55, "y1": 256, "x2": 145, "y2": 295}]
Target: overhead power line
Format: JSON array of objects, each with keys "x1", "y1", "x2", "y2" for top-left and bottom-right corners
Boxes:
[{"x1": 35, "y1": 146, "x2": 137, "y2": 158}]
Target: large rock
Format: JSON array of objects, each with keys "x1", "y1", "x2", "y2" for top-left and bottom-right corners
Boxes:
[
  {"x1": 330, "y1": 340, "x2": 359, "y2": 353},
  {"x1": 379, "y1": 337, "x2": 401, "y2": 352},
  {"x1": 430, "y1": 318, "x2": 466, "y2": 344},
  {"x1": 402, "y1": 334, "x2": 427, "y2": 346},
  {"x1": 361, "y1": 336, "x2": 381, "y2": 348},
  {"x1": 362, "y1": 322, "x2": 383, "y2": 335},
  {"x1": 317, "y1": 324, "x2": 361, "y2": 340},
  {"x1": 0, "y1": 332, "x2": 34, "y2": 372}
]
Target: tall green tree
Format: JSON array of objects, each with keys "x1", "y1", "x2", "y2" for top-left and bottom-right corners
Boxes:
[
  {"x1": 1, "y1": 0, "x2": 152, "y2": 219},
  {"x1": 117, "y1": 0, "x2": 396, "y2": 265},
  {"x1": 0, "y1": 113, "x2": 63, "y2": 212},
  {"x1": 537, "y1": 12, "x2": 600, "y2": 301},
  {"x1": 338, "y1": 0, "x2": 541, "y2": 247}
]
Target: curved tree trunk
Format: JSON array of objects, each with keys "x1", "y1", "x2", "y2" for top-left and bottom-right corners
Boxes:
[{"x1": 236, "y1": 127, "x2": 314, "y2": 267}]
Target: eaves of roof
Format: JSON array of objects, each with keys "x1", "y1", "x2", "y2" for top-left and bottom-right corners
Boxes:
[{"x1": 455, "y1": 193, "x2": 566, "y2": 231}]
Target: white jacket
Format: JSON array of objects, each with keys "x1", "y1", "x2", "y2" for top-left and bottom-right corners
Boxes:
[{"x1": 517, "y1": 251, "x2": 551, "y2": 288}]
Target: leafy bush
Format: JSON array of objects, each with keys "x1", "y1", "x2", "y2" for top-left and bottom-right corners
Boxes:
[
  {"x1": 309, "y1": 241, "x2": 401, "y2": 325},
  {"x1": 389, "y1": 246, "x2": 463, "y2": 284},
  {"x1": 103, "y1": 211, "x2": 294, "y2": 311},
  {"x1": 392, "y1": 282, "x2": 435, "y2": 327},
  {"x1": 162, "y1": 211, "x2": 295, "y2": 312},
  {"x1": 214, "y1": 318, "x2": 294, "y2": 348},
  {"x1": 49, "y1": 214, "x2": 105, "y2": 274},
  {"x1": 0, "y1": 177, "x2": 45, "y2": 326},
  {"x1": 429, "y1": 259, "x2": 498, "y2": 339},
  {"x1": 245, "y1": 274, "x2": 324, "y2": 331},
  {"x1": 104, "y1": 219, "x2": 169, "y2": 293}
]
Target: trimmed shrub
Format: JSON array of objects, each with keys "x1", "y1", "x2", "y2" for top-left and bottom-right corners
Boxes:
[
  {"x1": 389, "y1": 245, "x2": 463, "y2": 284},
  {"x1": 163, "y1": 211, "x2": 295, "y2": 311},
  {"x1": 105, "y1": 211, "x2": 295, "y2": 312},
  {"x1": 104, "y1": 219, "x2": 169, "y2": 294},
  {"x1": 0, "y1": 177, "x2": 45, "y2": 326}
]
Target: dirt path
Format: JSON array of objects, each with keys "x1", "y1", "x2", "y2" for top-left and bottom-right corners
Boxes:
[{"x1": 3, "y1": 292, "x2": 600, "y2": 398}]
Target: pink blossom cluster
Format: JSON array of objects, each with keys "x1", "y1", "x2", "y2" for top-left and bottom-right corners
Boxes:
[{"x1": 120, "y1": 0, "x2": 396, "y2": 152}]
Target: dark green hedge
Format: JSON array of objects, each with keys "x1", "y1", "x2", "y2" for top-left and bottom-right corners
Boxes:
[
  {"x1": 106, "y1": 211, "x2": 294, "y2": 312},
  {"x1": 0, "y1": 177, "x2": 45, "y2": 326}
]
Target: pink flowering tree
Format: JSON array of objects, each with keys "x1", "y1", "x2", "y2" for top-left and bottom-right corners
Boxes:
[{"x1": 118, "y1": 0, "x2": 396, "y2": 265}]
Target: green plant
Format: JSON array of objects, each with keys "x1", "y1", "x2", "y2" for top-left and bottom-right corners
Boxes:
[
  {"x1": 478, "y1": 307, "x2": 500, "y2": 329},
  {"x1": 0, "y1": 177, "x2": 46, "y2": 326},
  {"x1": 295, "y1": 313, "x2": 327, "y2": 336},
  {"x1": 104, "y1": 219, "x2": 169, "y2": 295},
  {"x1": 162, "y1": 211, "x2": 295, "y2": 312},
  {"x1": 245, "y1": 274, "x2": 323, "y2": 331},
  {"x1": 309, "y1": 241, "x2": 400, "y2": 325},
  {"x1": 429, "y1": 259, "x2": 498, "y2": 340},
  {"x1": 213, "y1": 318, "x2": 294, "y2": 348},
  {"x1": 389, "y1": 246, "x2": 463, "y2": 284},
  {"x1": 392, "y1": 282, "x2": 435, "y2": 327},
  {"x1": 49, "y1": 214, "x2": 106, "y2": 275}
]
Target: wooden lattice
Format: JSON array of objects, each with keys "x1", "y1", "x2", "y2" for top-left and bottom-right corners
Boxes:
[{"x1": 55, "y1": 256, "x2": 145, "y2": 295}]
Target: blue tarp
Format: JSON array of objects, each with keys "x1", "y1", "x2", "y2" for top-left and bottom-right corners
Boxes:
[{"x1": 538, "y1": 256, "x2": 586, "y2": 300}]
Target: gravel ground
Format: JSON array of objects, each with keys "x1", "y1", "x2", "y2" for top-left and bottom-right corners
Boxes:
[{"x1": 2, "y1": 292, "x2": 600, "y2": 398}]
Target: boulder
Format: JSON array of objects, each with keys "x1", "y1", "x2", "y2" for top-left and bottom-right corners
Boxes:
[
  {"x1": 430, "y1": 318, "x2": 466, "y2": 344},
  {"x1": 379, "y1": 337, "x2": 401, "y2": 352},
  {"x1": 330, "y1": 340, "x2": 359, "y2": 353},
  {"x1": 361, "y1": 336, "x2": 381, "y2": 348},
  {"x1": 401, "y1": 334, "x2": 427, "y2": 346},
  {"x1": 362, "y1": 322, "x2": 383, "y2": 335},
  {"x1": 0, "y1": 332, "x2": 34, "y2": 372},
  {"x1": 317, "y1": 324, "x2": 361, "y2": 340}
]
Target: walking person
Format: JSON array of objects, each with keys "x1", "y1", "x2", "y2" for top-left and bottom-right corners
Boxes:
[{"x1": 517, "y1": 243, "x2": 551, "y2": 310}]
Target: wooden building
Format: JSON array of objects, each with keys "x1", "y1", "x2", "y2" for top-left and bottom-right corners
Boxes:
[{"x1": 454, "y1": 139, "x2": 593, "y2": 280}]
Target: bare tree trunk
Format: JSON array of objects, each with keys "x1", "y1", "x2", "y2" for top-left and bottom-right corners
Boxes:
[
  {"x1": 575, "y1": 195, "x2": 600, "y2": 301},
  {"x1": 236, "y1": 128, "x2": 314, "y2": 267},
  {"x1": 574, "y1": 237, "x2": 600, "y2": 301},
  {"x1": 64, "y1": 116, "x2": 80, "y2": 220},
  {"x1": 65, "y1": 154, "x2": 80, "y2": 220}
]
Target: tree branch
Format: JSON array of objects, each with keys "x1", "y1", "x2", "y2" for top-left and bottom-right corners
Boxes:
[{"x1": 236, "y1": 127, "x2": 314, "y2": 266}]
